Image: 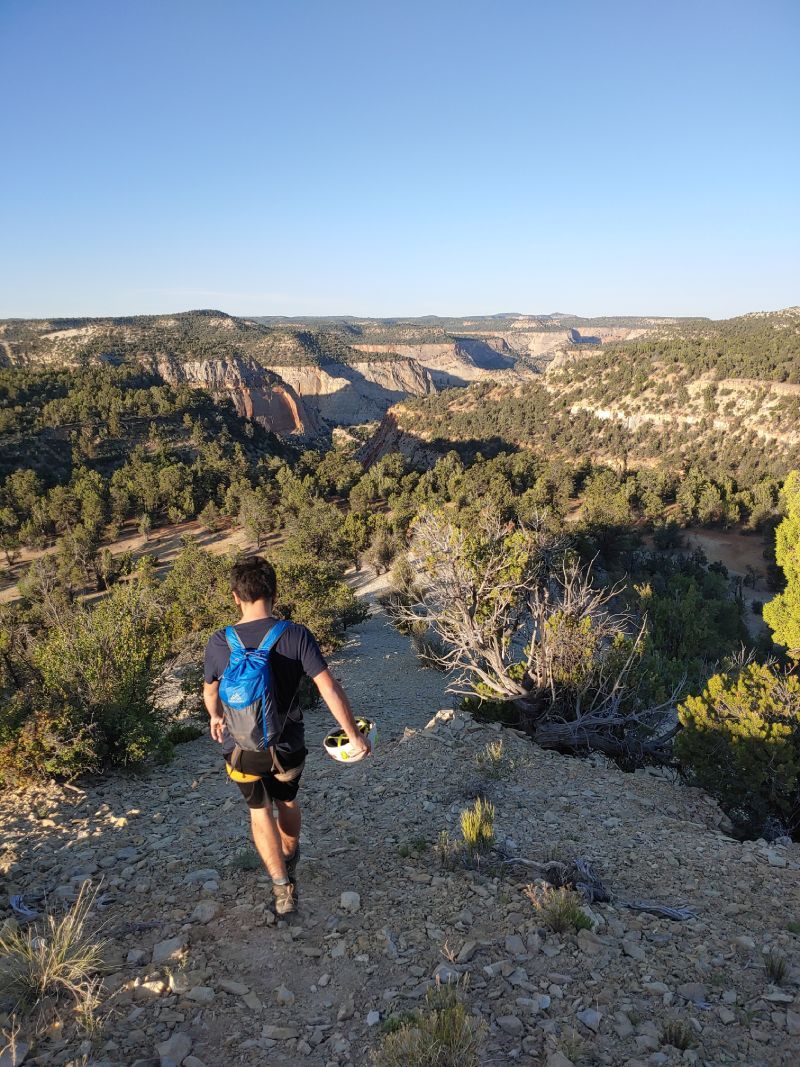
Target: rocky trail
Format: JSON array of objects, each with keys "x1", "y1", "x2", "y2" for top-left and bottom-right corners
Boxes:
[{"x1": 2, "y1": 593, "x2": 800, "y2": 1067}]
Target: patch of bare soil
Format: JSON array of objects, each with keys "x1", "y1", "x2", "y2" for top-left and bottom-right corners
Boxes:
[
  {"x1": 682, "y1": 528, "x2": 775, "y2": 637},
  {"x1": 0, "y1": 520, "x2": 259, "y2": 605}
]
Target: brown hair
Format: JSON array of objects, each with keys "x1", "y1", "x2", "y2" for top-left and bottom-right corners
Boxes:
[{"x1": 230, "y1": 556, "x2": 277, "y2": 603}]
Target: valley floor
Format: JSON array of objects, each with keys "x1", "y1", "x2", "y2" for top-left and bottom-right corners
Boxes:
[{"x1": 2, "y1": 595, "x2": 799, "y2": 1067}]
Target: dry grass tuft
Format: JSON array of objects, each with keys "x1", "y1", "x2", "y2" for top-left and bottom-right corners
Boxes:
[
  {"x1": 559, "y1": 1027, "x2": 587, "y2": 1062},
  {"x1": 475, "y1": 739, "x2": 510, "y2": 779},
  {"x1": 523, "y1": 883, "x2": 592, "y2": 933},
  {"x1": 764, "y1": 950, "x2": 789, "y2": 985},
  {"x1": 372, "y1": 983, "x2": 485, "y2": 1067},
  {"x1": 434, "y1": 830, "x2": 461, "y2": 870},
  {"x1": 0, "y1": 883, "x2": 106, "y2": 1034},
  {"x1": 660, "y1": 1018, "x2": 697, "y2": 1050}
]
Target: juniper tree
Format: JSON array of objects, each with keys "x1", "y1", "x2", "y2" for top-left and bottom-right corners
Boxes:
[{"x1": 764, "y1": 470, "x2": 800, "y2": 655}]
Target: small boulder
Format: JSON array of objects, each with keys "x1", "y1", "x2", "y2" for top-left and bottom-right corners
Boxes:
[
  {"x1": 0, "y1": 1041, "x2": 29, "y2": 1067},
  {"x1": 183, "y1": 868, "x2": 220, "y2": 885},
  {"x1": 433, "y1": 962, "x2": 460, "y2": 984},
  {"x1": 496, "y1": 1015, "x2": 524, "y2": 1036},
  {"x1": 275, "y1": 984, "x2": 295, "y2": 1006},
  {"x1": 337, "y1": 993, "x2": 355, "y2": 1021},
  {"x1": 156, "y1": 1031, "x2": 192, "y2": 1067},
  {"x1": 152, "y1": 935, "x2": 186, "y2": 965},
  {"x1": 577, "y1": 1007, "x2": 603, "y2": 1032},
  {"x1": 191, "y1": 900, "x2": 222, "y2": 924},
  {"x1": 340, "y1": 891, "x2": 361, "y2": 913},
  {"x1": 677, "y1": 982, "x2": 708, "y2": 1004},
  {"x1": 186, "y1": 986, "x2": 215, "y2": 1004},
  {"x1": 505, "y1": 934, "x2": 526, "y2": 956},
  {"x1": 218, "y1": 979, "x2": 249, "y2": 995},
  {"x1": 261, "y1": 1025, "x2": 298, "y2": 1040}
]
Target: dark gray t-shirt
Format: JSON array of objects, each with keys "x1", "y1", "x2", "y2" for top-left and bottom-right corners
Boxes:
[{"x1": 204, "y1": 618, "x2": 327, "y2": 756}]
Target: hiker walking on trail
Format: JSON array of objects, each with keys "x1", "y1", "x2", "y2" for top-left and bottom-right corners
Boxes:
[{"x1": 203, "y1": 555, "x2": 370, "y2": 916}]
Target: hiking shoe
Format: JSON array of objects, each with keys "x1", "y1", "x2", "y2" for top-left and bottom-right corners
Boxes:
[
  {"x1": 284, "y1": 845, "x2": 300, "y2": 880},
  {"x1": 273, "y1": 881, "x2": 297, "y2": 917}
]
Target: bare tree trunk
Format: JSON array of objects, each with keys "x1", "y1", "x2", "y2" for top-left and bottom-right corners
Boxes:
[{"x1": 530, "y1": 718, "x2": 678, "y2": 764}]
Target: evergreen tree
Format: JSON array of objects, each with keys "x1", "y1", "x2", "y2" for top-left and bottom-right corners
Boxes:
[{"x1": 763, "y1": 470, "x2": 800, "y2": 655}]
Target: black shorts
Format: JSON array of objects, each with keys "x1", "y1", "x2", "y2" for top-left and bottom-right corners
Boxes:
[{"x1": 224, "y1": 748, "x2": 307, "y2": 809}]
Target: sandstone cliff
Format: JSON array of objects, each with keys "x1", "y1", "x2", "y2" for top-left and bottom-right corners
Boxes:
[
  {"x1": 264, "y1": 357, "x2": 435, "y2": 427},
  {"x1": 351, "y1": 339, "x2": 533, "y2": 388},
  {"x1": 152, "y1": 354, "x2": 434, "y2": 438},
  {"x1": 350, "y1": 323, "x2": 657, "y2": 384},
  {"x1": 152, "y1": 355, "x2": 317, "y2": 436}
]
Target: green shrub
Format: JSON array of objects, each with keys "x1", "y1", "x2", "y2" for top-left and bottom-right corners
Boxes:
[
  {"x1": 166, "y1": 722, "x2": 205, "y2": 745},
  {"x1": 434, "y1": 830, "x2": 461, "y2": 870},
  {"x1": 275, "y1": 553, "x2": 366, "y2": 649},
  {"x1": 161, "y1": 538, "x2": 233, "y2": 646},
  {"x1": 365, "y1": 525, "x2": 400, "y2": 575},
  {"x1": 229, "y1": 847, "x2": 261, "y2": 871},
  {"x1": 677, "y1": 662, "x2": 800, "y2": 834},
  {"x1": 0, "y1": 577, "x2": 171, "y2": 783},
  {"x1": 475, "y1": 739, "x2": 510, "y2": 779}
]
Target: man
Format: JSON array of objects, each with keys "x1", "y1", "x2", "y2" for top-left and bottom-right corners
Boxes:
[{"x1": 203, "y1": 555, "x2": 369, "y2": 916}]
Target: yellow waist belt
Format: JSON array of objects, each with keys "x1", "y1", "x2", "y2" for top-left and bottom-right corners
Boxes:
[{"x1": 226, "y1": 763, "x2": 261, "y2": 783}]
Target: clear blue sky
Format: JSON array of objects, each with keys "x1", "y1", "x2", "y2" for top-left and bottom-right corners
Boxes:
[{"x1": 2, "y1": 0, "x2": 798, "y2": 320}]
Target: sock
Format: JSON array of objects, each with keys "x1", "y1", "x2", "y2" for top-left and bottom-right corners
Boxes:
[{"x1": 272, "y1": 876, "x2": 290, "y2": 887}]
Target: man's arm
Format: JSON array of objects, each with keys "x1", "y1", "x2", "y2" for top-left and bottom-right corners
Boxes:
[
  {"x1": 203, "y1": 680, "x2": 226, "y2": 744},
  {"x1": 313, "y1": 669, "x2": 370, "y2": 761}
]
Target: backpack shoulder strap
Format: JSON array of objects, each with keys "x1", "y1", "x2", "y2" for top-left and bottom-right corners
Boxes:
[
  {"x1": 224, "y1": 625, "x2": 245, "y2": 652},
  {"x1": 256, "y1": 619, "x2": 291, "y2": 655}
]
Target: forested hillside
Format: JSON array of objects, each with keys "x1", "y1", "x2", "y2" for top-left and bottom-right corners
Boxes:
[
  {"x1": 377, "y1": 309, "x2": 800, "y2": 500},
  {"x1": 0, "y1": 310, "x2": 407, "y2": 369}
]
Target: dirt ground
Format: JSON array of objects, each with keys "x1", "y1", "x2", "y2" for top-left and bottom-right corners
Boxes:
[
  {"x1": 2, "y1": 588, "x2": 798, "y2": 1066},
  {"x1": 680, "y1": 528, "x2": 775, "y2": 637},
  {"x1": 0, "y1": 519, "x2": 258, "y2": 604},
  {"x1": 682, "y1": 528, "x2": 768, "y2": 584}
]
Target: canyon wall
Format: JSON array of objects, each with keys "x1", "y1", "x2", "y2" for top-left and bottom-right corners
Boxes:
[{"x1": 154, "y1": 354, "x2": 435, "y2": 437}]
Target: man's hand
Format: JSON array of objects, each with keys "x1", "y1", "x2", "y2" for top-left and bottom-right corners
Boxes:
[
  {"x1": 313, "y1": 669, "x2": 371, "y2": 762},
  {"x1": 204, "y1": 681, "x2": 225, "y2": 743},
  {"x1": 346, "y1": 731, "x2": 371, "y2": 762}
]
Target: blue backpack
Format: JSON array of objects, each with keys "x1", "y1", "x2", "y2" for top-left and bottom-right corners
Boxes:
[{"x1": 218, "y1": 620, "x2": 291, "y2": 752}]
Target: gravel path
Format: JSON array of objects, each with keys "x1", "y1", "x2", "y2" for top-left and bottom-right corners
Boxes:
[
  {"x1": 322, "y1": 578, "x2": 453, "y2": 744},
  {"x1": 3, "y1": 590, "x2": 799, "y2": 1067}
]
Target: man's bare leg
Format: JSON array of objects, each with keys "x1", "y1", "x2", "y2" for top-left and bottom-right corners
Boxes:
[
  {"x1": 275, "y1": 799, "x2": 301, "y2": 861},
  {"x1": 249, "y1": 805, "x2": 288, "y2": 882}
]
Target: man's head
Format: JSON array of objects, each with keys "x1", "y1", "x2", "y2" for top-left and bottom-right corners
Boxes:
[{"x1": 230, "y1": 555, "x2": 277, "y2": 608}]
